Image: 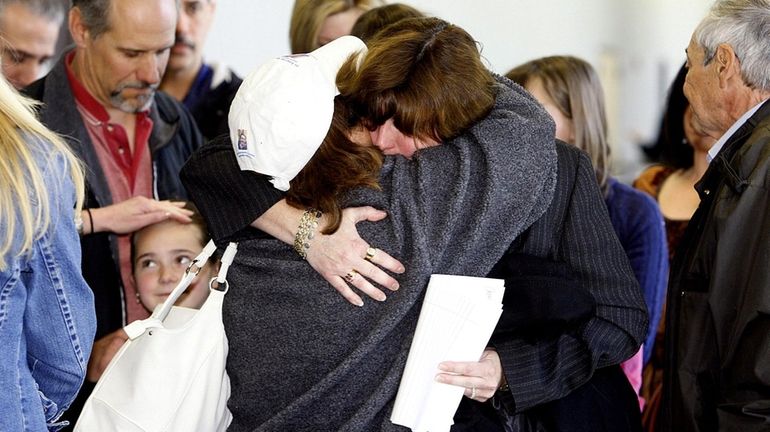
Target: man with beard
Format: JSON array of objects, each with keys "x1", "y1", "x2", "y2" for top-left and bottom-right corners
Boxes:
[
  {"x1": 24, "y1": 0, "x2": 204, "y2": 426},
  {"x1": 160, "y1": 0, "x2": 241, "y2": 140}
]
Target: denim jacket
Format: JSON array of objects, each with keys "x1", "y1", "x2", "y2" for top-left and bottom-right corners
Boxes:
[{"x1": 0, "y1": 138, "x2": 96, "y2": 431}]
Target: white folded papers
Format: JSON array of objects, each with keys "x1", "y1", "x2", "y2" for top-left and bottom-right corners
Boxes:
[{"x1": 391, "y1": 274, "x2": 505, "y2": 432}]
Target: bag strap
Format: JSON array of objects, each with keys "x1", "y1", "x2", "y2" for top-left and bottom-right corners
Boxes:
[
  {"x1": 124, "y1": 241, "x2": 239, "y2": 339},
  {"x1": 213, "y1": 241, "x2": 239, "y2": 289},
  {"x1": 152, "y1": 240, "x2": 238, "y2": 323}
]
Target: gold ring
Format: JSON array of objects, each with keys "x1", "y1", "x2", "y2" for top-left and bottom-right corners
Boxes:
[
  {"x1": 364, "y1": 247, "x2": 377, "y2": 262},
  {"x1": 344, "y1": 270, "x2": 358, "y2": 283}
]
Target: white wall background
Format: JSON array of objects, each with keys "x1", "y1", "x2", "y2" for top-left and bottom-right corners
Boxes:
[{"x1": 204, "y1": 0, "x2": 712, "y2": 180}]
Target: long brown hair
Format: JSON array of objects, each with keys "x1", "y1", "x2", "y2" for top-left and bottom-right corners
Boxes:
[
  {"x1": 507, "y1": 56, "x2": 611, "y2": 192},
  {"x1": 338, "y1": 17, "x2": 496, "y2": 144},
  {"x1": 286, "y1": 97, "x2": 383, "y2": 233}
]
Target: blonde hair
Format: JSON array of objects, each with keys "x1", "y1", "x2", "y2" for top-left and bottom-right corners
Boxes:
[
  {"x1": 289, "y1": 0, "x2": 381, "y2": 54},
  {"x1": 506, "y1": 56, "x2": 611, "y2": 192},
  {"x1": 0, "y1": 74, "x2": 85, "y2": 269}
]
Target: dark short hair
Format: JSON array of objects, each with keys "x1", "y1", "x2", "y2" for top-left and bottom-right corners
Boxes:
[
  {"x1": 72, "y1": 0, "x2": 179, "y2": 39},
  {"x1": 339, "y1": 17, "x2": 496, "y2": 144},
  {"x1": 72, "y1": 0, "x2": 112, "y2": 38}
]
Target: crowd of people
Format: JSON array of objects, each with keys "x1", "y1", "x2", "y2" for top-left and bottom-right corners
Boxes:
[{"x1": 0, "y1": 0, "x2": 768, "y2": 431}]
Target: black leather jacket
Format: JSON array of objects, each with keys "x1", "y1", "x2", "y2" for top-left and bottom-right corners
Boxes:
[{"x1": 663, "y1": 99, "x2": 770, "y2": 432}]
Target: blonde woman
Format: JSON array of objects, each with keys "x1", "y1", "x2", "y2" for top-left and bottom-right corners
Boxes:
[
  {"x1": 289, "y1": 0, "x2": 382, "y2": 53},
  {"x1": 0, "y1": 73, "x2": 96, "y2": 430}
]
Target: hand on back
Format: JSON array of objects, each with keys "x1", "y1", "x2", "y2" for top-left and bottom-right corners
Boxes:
[{"x1": 306, "y1": 206, "x2": 405, "y2": 306}]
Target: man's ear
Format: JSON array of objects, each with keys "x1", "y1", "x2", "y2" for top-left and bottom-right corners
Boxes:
[
  {"x1": 715, "y1": 43, "x2": 739, "y2": 88},
  {"x1": 69, "y1": 7, "x2": 90, "y2": 48}
]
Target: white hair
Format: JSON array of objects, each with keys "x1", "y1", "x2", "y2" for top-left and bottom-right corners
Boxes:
[{"x1": 694, "y1": 0, "x2": 770, "y2": 91}]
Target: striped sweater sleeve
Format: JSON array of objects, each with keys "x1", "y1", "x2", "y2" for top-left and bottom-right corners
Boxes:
[
  {"x1": 494, "y1": 148, "x2": 648, "y2": 412},
  {"x1": 180, "y1": 135, "x2": 284, "y2": 243}
]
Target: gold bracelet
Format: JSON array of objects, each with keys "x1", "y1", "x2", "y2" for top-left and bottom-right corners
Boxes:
[{"x1": 293, "y1": 208, "x2": 322, "y2": 259}]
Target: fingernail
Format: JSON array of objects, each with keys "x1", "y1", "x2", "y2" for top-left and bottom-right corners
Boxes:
[
  {"x1": 397, "y1": 266, "x2": 405, "y2": 274},
  {"x1": 356, "y1": 299, "x2": 364, "y2": 307},
  {"x1": 435, "y1": 374, "x2": 445, "y2": 383},
  {"x1": 390, "y1": 282, "x2": 400, "y2": 291},
  {"x1": 378, "y1": 293, "x2": 387, "y2": 302}
]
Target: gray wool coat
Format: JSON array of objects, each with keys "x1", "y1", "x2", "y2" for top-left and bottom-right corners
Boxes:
[{"x1": 220, "y1": 78, "x2": 559, "y2": 431}]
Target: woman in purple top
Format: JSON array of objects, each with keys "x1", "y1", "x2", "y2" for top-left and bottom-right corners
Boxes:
[{"x1": 506, "y1": 56, "x2": 668, "y2": 399}]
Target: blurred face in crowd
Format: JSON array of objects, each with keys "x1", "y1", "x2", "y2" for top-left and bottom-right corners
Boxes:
[
  {"x1": 318, "y1": 8, "x2": 364, "y2": 47},
  {"x1": 524, "y1": 76, "x2": 575, "y2": 144},
  {"x1": 368, "y1": 118, "x2": 440, "y2": 159},
  {"x1": 70, "y1": 0, "x2": 176, "y2": 113},
  {"x1": 0, "y1": 3, "x2": 60, "y2": 89},
  {"x1": 132, "y1": 220, "x2": 214, "y2": 312},
  {"x1": 167, "y1": 0, "x2": 216, "y2": 74}
]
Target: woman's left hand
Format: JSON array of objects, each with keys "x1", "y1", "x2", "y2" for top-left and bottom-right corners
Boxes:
[
  {"x1": 435, "y1": 348, "x2": 505, "y2": 402},
  {"x1": 306, "y1": 206, "x2": 405, "y2": 306}
]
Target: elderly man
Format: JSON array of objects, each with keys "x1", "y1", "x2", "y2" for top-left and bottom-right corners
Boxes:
[
  {"x1": 662, "y1": 0, "x2": 770, "y2": 430},
  {"x1": 160, "y1": 0, "x2": 241, "y2": 140},
  {"x1": 0, "y1": 0, "x2": 65, "y2": 89},
  {"x1": 24, "y1": 0, "x2": 204, "y2": 423}
]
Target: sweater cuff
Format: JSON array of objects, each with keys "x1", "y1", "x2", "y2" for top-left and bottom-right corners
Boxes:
[
  {"x1": 492, "y1": 386, "x2": 517, "y2": 414},
  {"x1": 180, "y1": 136, "x2": 285, "y2": 243}
]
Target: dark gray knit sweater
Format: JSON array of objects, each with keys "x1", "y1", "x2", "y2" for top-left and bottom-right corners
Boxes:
[{"x1": 186, "y1": 78, "x2": 558, "y2": 431}]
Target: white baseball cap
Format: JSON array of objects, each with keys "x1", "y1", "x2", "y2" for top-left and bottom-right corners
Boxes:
[{"x1": 228, "y1": 35, "x2": 368, "y2": 191}]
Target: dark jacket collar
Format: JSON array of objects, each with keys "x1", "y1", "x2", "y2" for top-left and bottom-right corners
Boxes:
[
  {"x1": 695, "y1": 98, "x2": 770, "y2": 197},
  {"x1": 31, "y1": 50, "x2": 182, "y2": 204}
]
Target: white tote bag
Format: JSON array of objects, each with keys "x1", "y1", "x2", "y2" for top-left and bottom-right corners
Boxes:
[{"x1": 75, "y1": 241, "x2": 238, "y2": 432}]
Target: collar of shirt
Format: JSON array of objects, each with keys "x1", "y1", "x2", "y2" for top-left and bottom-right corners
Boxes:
[
  {"x1": 65, "y1": 51, "x2": 112, "y2": 124},
  {"x1": 707, "y1": 99, "x2": 767, "y2": 163},
  {"x1": 64, "y1": 51, "x2": 154, "y2": 189}
]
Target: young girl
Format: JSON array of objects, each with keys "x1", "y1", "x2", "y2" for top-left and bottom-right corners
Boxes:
[{"x1": 131, "y1": 203, "x2": 217, "y2": 313}]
